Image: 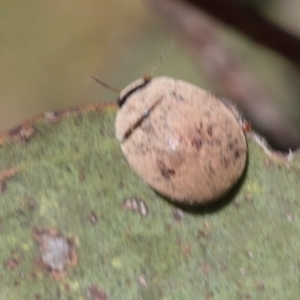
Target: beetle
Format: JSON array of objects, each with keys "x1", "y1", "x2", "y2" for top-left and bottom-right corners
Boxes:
[{"x1": 115, "y1": 76, "x2": 247, "y2": 205}]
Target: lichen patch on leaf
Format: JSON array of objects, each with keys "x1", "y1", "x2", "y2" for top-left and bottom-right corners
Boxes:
[
  {"x1": 9, "y1": 124, "x2": 36, "y2": 143},
  {"x1": 86, "y1": 285, "x2": 108, "y2": 300},
  {"x1": 122, "y1": 197, "x2": 149, "y2": 217},
  {"x1": 43, "y1": 111, "x2": 60, "y2": 123},
  {"x1": 88, "y1": 211, "x2": 98, "y2": 224},
  {"x1": 0, "y1": 123, "x2": 36, "y2": 146},
  {"x1": 5, "y1": 256, "x2": 20, "y2": 270},
  {"x1": 33, "y1": 227, "x2": 77, "y2": 279}
]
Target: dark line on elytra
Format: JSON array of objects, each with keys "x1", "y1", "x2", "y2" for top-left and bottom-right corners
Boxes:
[{"x1": 122, "y1": 96, "x2": 163, "y2": 142}]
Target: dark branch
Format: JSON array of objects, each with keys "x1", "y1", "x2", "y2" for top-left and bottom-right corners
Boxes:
[{"x1": 182, "y1": 0, "x2": 300, "y2": 68}]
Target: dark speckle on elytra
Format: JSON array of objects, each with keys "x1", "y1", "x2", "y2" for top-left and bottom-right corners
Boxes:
[
  {"x1": 172, "y1": 91, "x2": 184, "y2": 101},
  {"x1": 209, "y1": 139, "x2": 220, "y2": 147},
  {"x1": 138, "y1": 143, "x2": 152, "y2": 156},
  {"x1": 191, "y1": 138, "x2": 202, "y2": 150},
  {"x1": 234, "y1": 150, "x2": 240, "y2": 159},
  {"x1": 227, "y1": 141, "x2": 235, "y2": 150},
  {"x1": 227, "y1": 133, "x2": 233, "y2": 140},
  {"x1": 208, "y1": 163, "x2": 215, "y2": 174},
  {"x1": 222, "y1": 156, "x2": 230, "y2": 168},
  {"x1": 204, "y1": 110, "x2": 211, "y2": 117},
  {"x1": 157, "y1": 160, "x2": 176, "y2": 180},
  {"x1": 160, "y1": 167, "x2": 176, "y2": 180},
  {"x1": 207, "y1": 125, "x2": 213, "y2": 137}
]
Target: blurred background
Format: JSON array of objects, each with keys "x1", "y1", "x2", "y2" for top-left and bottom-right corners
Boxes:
[{"x1": 1, "y1": 0, "x2": 300, "y2": 150}]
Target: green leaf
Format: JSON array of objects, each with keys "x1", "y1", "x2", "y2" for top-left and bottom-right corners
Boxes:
[{"x1": 0, "y1": 104, "x2": 298, "y2": 299}]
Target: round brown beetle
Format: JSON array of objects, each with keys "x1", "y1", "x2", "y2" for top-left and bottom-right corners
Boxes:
[{"x1": 116, "y1": 77, "x2": 247, "y2": 205}]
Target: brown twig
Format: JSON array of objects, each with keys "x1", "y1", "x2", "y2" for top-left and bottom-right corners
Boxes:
[{"x1": 182, "y1": 0, "x2": 300, "y2": 69}]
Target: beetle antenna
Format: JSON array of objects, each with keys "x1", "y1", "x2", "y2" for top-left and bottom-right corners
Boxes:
[
  {"x1": 92, "y1": 76, "x2": 120, "y2": 94},
  {"x1": 146, "y1": 39, "x2": 176, "y2": 78}
]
